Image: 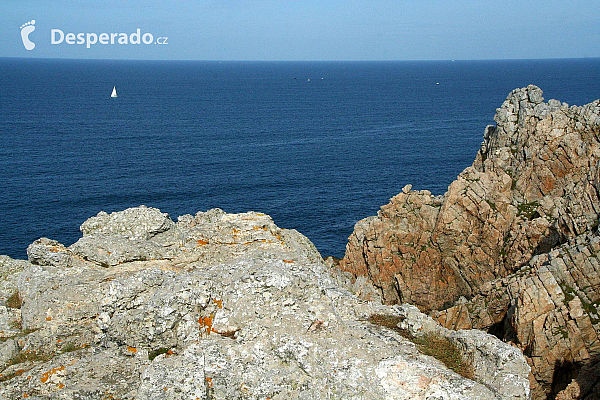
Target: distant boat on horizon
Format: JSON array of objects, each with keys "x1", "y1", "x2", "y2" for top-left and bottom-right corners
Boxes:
[{"x1": 111, "y1": 86, "x2": 117, "y2": 98}]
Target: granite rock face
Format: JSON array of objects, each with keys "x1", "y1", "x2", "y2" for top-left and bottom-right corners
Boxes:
[
  {"x1": 433, "y1": 231, "x2": 600, "y2": 399},
  {"x1": 338, "y1": 86, "x2": 600, "y2": 398},
  {"x1": 340, "y1": 85, "x2": 600, "y2": 311},
  {"x1": 0, "y1": 207, "x2": 529, "y2": 399}
]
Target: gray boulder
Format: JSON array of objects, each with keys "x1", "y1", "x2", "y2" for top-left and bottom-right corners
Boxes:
[
  {"x1": 70, "y1": 234, "x2": 172, "y2": 267},
  {"x1": 80, "y1": 205, "x2": 175, "y2": 240},
  {"x1": 27, "y1": 238, "x2": 74, "y2": 268}
]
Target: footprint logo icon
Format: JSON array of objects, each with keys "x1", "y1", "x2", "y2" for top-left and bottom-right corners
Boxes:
[{"x1": 20, "y1": 20, "x2": 36, "y2": 50}]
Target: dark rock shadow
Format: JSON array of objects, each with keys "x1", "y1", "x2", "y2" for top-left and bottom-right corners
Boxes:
[{"x1": 552, "y1": 355, "x2": 600, "y2": 400}]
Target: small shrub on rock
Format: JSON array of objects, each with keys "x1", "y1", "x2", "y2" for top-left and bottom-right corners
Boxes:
[
  {"x1": 6, "y1": 291, "x2": 22, "y2": 309},
  {"x1": 368, "y1": 313, "x2": 473, "y2": 379}
]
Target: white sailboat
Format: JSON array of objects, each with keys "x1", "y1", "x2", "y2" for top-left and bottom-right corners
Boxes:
[{"x1": 111, "y1": 86, "x2": 118, "y2": 98}]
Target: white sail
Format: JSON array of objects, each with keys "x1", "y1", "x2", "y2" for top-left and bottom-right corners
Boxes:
[{"x1": 111, "y1": 86, "x2": 117, "y2": 98}]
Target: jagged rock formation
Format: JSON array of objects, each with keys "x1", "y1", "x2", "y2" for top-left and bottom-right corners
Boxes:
[
  {"x1": 433, "y1": 231, "x2": 600, "y2": 399},
  {"x1": 340, "y1": 85, "x2": 600, "y2": 311},
  {"x1": 0, "y1": 207, "x2": 529, "y2": 399},
  {"x1": 338, "y1": 86, "x2": 600, "y2": 398}
]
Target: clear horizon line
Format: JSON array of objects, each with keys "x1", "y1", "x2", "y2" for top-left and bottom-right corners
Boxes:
[{"x1": 1, "y1": 56, "x2": 599, "y2": 63}]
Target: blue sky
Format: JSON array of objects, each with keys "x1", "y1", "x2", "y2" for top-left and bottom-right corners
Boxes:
[{"x1": 2, "y1": 0, "x2": 599, "y2": 60}]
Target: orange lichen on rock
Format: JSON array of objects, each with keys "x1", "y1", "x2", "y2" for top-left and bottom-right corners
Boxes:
[
  {"x1": 205, "y1": 377, "x2": 213, "y2": 388},
  {"x1": 127, "y1": 346, "x2": 137, "y2": 353},
  {"x1": 199, "y1": 315, "x2": 214, "y2": 335},
  {"x1": 40, "y1": 366, "x2": 65, "y2": 383},
  {"x1": 283, "y1": 260, "x2": 294, "y2": 264},
  {"x1": 196, "y1": 239, "x2": 209, "y2": 246},
  {"x1": 213, "y1": 299, "x2": 223, "y2": 309},
  {"x1": 46, "y1": 316, "x2": 52, "y2": 321}
]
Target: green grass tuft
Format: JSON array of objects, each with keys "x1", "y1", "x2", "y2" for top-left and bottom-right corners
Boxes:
[
  {"x1": 485, "y1": 199, "x2": 497, "y2": 211},
  {"x1": 6, "y1": 291, "x2": 22, "y2": 309},
  {"x1": 517, "y1": 201, "x2": 540, "y2": 220},
  {"x1": 368, "y1": 314, "x2": 473, "y2": 379},
  {"x1": 60, "y1": 342, "x2": 81, "y2": 354},
  {"x1": 148, "y1": 347, "x2": 170, "y2": 361},
  {"x1": 411, "y1": 333, "x2": 473, "y2": 379}
]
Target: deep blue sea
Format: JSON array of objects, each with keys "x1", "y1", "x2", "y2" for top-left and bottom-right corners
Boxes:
[{"x1": 1, "y1": 58, "x2": 600, "y2": 260}]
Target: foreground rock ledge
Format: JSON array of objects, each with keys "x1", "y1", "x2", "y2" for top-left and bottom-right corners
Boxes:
[{"x1": 0, "y1": 207, "x2": 529, "y2": 399}]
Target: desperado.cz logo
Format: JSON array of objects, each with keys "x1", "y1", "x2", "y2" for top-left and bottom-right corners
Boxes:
[
  {"x1": 51, "y1": 28, "x2": 168, "y2": 48},
  {"x1": 20, "y1": 20, "x2": 168, "y2": 50},
  {"x1": 20, "y1": 20, "x2": 36, "y2": 50}
]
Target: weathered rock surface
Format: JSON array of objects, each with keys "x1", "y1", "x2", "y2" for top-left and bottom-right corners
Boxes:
[
  {"x1": 79, "y1": 205, "x2": 175, "y2": 239},
  {"x1": 340, "y1": 85, "x2": 600, "y2": 311},
  {"x1": 0, "y1": 256, "x2": 27, "y2": 344},
  {"x1": 397, "y1": 304, "x2": 531, "y2": 400},
  {"x1": 433, "y1": 231, "x2": 600, "y2": 399},
  {"x1": 0, "y1": 207, "x2": 530, "y2": 399}
]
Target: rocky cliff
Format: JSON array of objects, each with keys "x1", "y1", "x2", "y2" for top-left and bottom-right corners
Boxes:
[
  {"x1": 338, "y1": 86, "x2": 600, "y2": 398},
  {"x1": 340, "y1": 85, "x2": 600, "y2": 311},
  {"x1": 0, "y1": 207, "x2": 529, "y2": 399},
  {"x1": 433, "y1": 231, "x2": 600, "y2": 399}
]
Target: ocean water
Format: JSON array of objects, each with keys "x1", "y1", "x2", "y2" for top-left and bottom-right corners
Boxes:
[{"x1": 1, "y1": 58, "x2": 600, "y2": 260}]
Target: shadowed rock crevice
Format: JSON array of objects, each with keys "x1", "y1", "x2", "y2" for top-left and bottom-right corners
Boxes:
[
  {"x1": 554, "y1": 356, "x2": 600, "y2": 400},
  {"x1": 551, "y1": 360, "x2": 582, "y2": 400},
  {"x1": 486, "y1": 306, "x2": 516, "y2": 343},
  {"x1": 532, "y1": 227, "x2": 565, "y2": 257}
]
